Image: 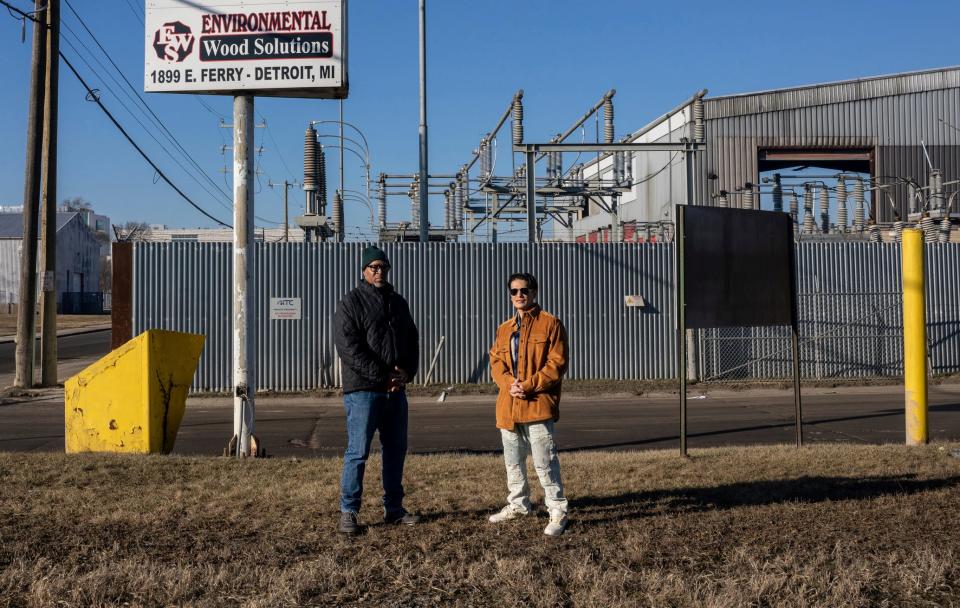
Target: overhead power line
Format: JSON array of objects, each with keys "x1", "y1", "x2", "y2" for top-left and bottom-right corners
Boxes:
[
  {"x1": 62, "y1": 0, "x2": 235, "y2": 208},
  {"x1": 1, "y1": 0, "x2": 227, "y2": 225},
  {"x1": 59, "y1": 53, "x2": 231, "y2": 227}
]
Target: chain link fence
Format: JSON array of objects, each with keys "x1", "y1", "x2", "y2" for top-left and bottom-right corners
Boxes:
[{"x1": 698, "y1": 291, "x2": 904, "y2": 382}]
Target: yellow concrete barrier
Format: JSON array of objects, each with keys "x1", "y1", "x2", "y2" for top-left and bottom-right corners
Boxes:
[{"x1": 65, "y1": 329, "x2": 205, "y2": 454}]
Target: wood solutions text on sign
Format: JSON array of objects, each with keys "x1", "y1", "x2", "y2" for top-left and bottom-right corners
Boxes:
[{"x1": 144, "y1": 0, "x2": 347, "y2": 99}]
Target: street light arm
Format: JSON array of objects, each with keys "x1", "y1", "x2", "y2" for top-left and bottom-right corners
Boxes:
[
  {"x1": 310, "y1": 119, "x2": 370, "y2": 157},
  {"x1": 315, "y1": 133, "x2": 369, "y2": 162},
  {"x1": 317, "y1": 142, "x2": 368, "y2": 169}
]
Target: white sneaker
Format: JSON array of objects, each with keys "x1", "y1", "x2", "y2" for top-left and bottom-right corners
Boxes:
[
  {"x1": 488, "y1": 505, "x2": 529, "y2": 523},
  {"x1": 543, "y1": 514, "x2": 568, "y2": 537}
]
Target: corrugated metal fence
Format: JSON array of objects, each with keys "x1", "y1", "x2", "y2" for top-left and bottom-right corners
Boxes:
[{"x1": 131, "y1": 242, "x2": 960, "y2": 392}]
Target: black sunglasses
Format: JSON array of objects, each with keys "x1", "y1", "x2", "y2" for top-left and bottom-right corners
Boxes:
[
  {"x1": 366, "y1": 264, "x2": 390, "y2": 273},
  {"x1": 510, "y1": 287, "x2": 531, "y2": 296}
]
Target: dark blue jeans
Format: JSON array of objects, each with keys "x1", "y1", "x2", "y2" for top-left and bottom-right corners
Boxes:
[{"x1": 339, "y1": 390, "x2": 409, "y2": 514}]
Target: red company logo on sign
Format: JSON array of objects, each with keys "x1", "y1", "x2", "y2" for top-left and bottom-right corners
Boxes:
[{"x1": 153, "y1": 21, "x2": 195, "y2": 63}]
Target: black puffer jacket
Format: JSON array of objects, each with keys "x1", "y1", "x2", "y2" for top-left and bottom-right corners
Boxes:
[{"x1": 334, "y1": 280, "x2": 419, "y2": 394}]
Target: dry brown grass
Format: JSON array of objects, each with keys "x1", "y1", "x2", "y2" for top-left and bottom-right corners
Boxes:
[
  {"x1": 2, "y1": 444, "x2": 959, "y2": 607},
  {"x1": 0, "y1": 314, "x2": 110, "y2": 336}
]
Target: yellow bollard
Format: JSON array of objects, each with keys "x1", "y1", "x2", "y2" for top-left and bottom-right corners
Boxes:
[{"x1": 901, "y1": 229, "x2": 928, "y2": 445}]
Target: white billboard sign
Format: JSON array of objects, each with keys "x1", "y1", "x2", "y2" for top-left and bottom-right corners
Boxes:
[{"x1": 145, "y1": 0, "x2": 347, "y2": 99}]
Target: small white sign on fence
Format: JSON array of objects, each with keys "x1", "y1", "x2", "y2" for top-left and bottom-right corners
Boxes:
[{"x1": 269, "y1": 297, "x2": 302, "y2": 320}]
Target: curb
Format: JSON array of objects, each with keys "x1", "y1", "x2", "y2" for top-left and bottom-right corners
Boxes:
[{"x1": 0, "y1": 324, "x2": 111, "y2": 345}]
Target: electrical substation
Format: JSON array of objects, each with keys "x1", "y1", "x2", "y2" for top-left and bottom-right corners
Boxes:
[{"x1": 301, "y1": 66, "x2": 960, "y2": 244}]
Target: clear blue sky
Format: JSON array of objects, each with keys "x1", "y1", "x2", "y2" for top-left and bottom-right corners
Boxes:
[{"x1": 1, "y1": 0, "x2": 958, "y2": 238}]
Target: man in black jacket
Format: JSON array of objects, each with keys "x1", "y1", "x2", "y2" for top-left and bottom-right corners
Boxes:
[{"x1": 334, "y1": 245, "x2": 419, "y2": 534}]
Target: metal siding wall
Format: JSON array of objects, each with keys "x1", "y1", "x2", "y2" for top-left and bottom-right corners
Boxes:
[
  {"x1": 927, "y1": 244, "x2": 960, "y2": 373},
  {"x1": 701, "y1": 88, "x2": 960, "y2": 218},
  {"x1": 133, "y1": 242, "x2": 960, "y2": 390},
  {"x1": 0, "y1": 241, "x2": 21, "y2": 305},
  {"x1": 133, "y1": 242, "x2": 678, "y2": 391}
]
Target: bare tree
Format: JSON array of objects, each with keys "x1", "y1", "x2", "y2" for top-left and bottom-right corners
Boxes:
[
  {"x1": 112, "y1": 222, "x2": 152, "y2": 242},
  {"x1": 60, "y1": 196, "x2": 92, "y2": 212}
]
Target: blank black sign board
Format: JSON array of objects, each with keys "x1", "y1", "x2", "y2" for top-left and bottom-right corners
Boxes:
[{"x1": 681, "y1": 206, "x2": 795, "y2": 329}]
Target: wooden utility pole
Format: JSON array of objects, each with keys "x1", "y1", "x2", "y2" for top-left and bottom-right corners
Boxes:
[
  {"x1": 39, "y1": 0, "x2": 60, "y2": 387},
  {"x1": 15, "y1": 0, "x2": 48, "y2": 388}
]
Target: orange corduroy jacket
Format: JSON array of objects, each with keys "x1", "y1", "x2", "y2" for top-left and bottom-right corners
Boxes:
[{"x1": 489, "y1": 305, "x2": 568, "y2": 431}]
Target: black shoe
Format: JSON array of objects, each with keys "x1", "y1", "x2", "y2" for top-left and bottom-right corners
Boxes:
[
  {"x1": 384, "y1": 510, "x2": 420, "y2": 526},
  {"x1": 338, "y1": 511, "x2": 361, "y2": 535}
]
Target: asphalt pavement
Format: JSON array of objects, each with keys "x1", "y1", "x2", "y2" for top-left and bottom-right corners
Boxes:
[
  {"x1": 3, "y1": 384, "x2": 959, "y2": 457},
  {"x1": 2, "y1": 328, "x2": 959, "y2": 456},
  {"x1": 0, "y1": 328, "x2": 111, "y2": 386}
]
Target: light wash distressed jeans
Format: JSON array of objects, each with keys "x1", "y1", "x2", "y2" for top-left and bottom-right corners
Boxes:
[{"x1": 500, "y1": 420, "x2": 568, "y2": 516}]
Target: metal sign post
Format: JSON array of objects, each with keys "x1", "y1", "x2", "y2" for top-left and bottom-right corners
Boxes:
[
  {"x1": 677, "y1": 206, "x2": 802, "y2": 454},
  {"x1": 233, "y1": 95, "x2": 256, "y2": 457},
  {"x1": 145, "y1": 0, "x2": 348, "y2": 458}
]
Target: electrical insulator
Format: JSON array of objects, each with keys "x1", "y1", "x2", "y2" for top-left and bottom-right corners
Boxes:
[
  {"x1": 512, "y1": 92, "x2": 524, "y2": 146},
  {"x1": 693, "y1": 96, "x2": 705, "y2": 142},
  {"x1": 317, "y1": 143, "x2": 327, "y2": 214},
  {"x1": 789, "y1": 191, "x2": 799, "y2": 228},
  {"x1": 444, "y1": 189, "x2": 452, "y2": 230},
  {"x1": 455, "y1": 175, "x2": 465, "y2": 230},
  {"x1": 717, "y1": 190, "x2": 728, "y2": 209},
  {"x1": 742, "y1": 183, "x2": 754, "y2": 210},
  {"x1": 613, "y1": 152, "x2": 625, "y2": 185},
  {"x1": 378, "y1": 179, "x2": 387, "y2": 228},
  {"x1": 603, "y1": 95, "x2": 614, "y2": 144},
  {"x1": 922, "y1": 215, "x2": 937, "y2": 243},
  {"x1": 929, "y1": 169, "x2": 944, "y2": 211},
  {"x1": 480, "y1": 136, "x2": 493, "y2": 182},
  {"x1": 410, "y1": 177, "x2": 420, "y2": 230},
  {"x1": 803, "y1": 185, "x2": 815, "y2": 234},
  {"x1": 771, "y1": 174, "x2": 783, "y2": 213},
  {"x1": 894, "y1": 220, "x2": 904, "y2": 242},
  {"x1": 868, "y1": 224, "x2": 881, "y2": 243},
  {"x1": 624, "y1": 152, "x2": 633, "y2": 184},
  {"x1": 333, "y1": 190, "x2": 343, "y2": 240},
  {"x1": 907, "y1": 180, "x2": 919, "y2": 215},
  {"x1": 303, "y1": 126, "x2": 317, "y2": 215},
  {"x1": 478, "y1": 140, "x2": 488, "y2": 182},
  {"x1": 854, "y1": 178, "x2": 865, "y2": 233},
  {"x1": 316, "y1": 143, "x2": 327, "y2": 214},
  {"x1": 818, "y1": 185, "x2": 829, "y2": 233},
  {"x1": 303, "y1": 127, "x2": 317, "y2": 191},
  {"x1": 939, "y1": 217, "x2": 952, "y2": 243},
  {"x1": 548, "y1": 151, "x2": 560, "y2": 182},
  {"x1": 836, "y1": 177, "x2": 847, "y2": 232}
]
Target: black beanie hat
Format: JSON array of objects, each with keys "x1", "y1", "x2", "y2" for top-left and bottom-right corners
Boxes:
[{"x1": 361, "y1": 245, "x2": 389, "y2": 269}]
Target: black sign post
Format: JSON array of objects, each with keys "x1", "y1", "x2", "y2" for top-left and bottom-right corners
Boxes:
[{"x1": 677, "y1": 205, "x2": 802, "y2": 456}]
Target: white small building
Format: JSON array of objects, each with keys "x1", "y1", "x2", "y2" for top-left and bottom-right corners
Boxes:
[
  {"x1": 0, "y1": 212, "x2": 104, "y2": 312},
  {"x1": 143, "y1": 225, "x2": 308, "y2": 243}
]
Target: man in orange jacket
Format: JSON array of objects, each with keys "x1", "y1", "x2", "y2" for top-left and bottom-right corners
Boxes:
[{"x1": 488, "y1": 272, "x2": 570, "y2": 536}]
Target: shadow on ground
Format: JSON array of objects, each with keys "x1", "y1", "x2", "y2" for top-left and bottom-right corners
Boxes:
[{"x1": 573, "y1": 474, "x2": 960, "y2": 524}]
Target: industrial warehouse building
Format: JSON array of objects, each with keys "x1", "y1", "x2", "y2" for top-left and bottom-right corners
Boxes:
[
  {"x1": 0, "y1": 212, "x2": 104, "y2": 313},
  {"x1": 570, "y1": 66, "x2": 960, "y2": 243}
]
